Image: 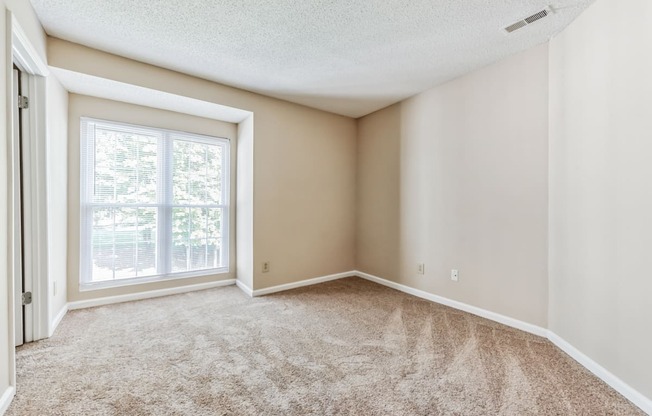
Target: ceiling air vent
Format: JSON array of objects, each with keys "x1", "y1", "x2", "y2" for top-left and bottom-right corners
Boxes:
[{"x1": 504, "y1": 7, "x2": 551, "y2": 33}]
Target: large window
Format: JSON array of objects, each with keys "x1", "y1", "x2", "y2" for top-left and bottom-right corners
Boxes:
[{"x1": 80, "y1": 118, "x2": 230, "y2": 288}]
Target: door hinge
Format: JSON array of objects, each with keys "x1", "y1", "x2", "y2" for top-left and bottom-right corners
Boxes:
[
  {"x1": 18, "y1": 95, "x2": 29, "y2": 110},
  {"x1": 22, "y1": 292, "x2": 32, "y2": 305}
]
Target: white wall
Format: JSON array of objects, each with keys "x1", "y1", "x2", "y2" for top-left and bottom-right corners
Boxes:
[
  {"x1": 0, "y1": 9, "x2": 10, "y2": 407},
  {"x1": 46, "y1": 75, "x2": 68, "y2": 332},
  {"x1": 549, "y1": 0, "x2": 652, "y2": 400},
  {"x1": 357, "y1": 44, "x2": 550, "y2": 327},
  {"x1": 0, "y1": 0, "x2": 47, "y2": 408},
  {"x1": 236, "y1": 115, "x2": 255, "y2": 290}
]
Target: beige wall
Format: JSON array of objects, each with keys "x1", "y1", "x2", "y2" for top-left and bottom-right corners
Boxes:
[
  {"x1": 252, "y1": 107, "x2": 356, "y2": 289},
  {"x1": 357, "y1": 44, "x2": 550, "y2": 327},
  {"x1": 67, "y1": 94, "x2": 238, "y2": 301},
  {"x1": 549, "y1": 0, "x2": 652, "y2": 400},
  {"x1": 356, "y1": 104, "x2": 401, "y2": 279},
  {"x1": 1, "y1": 0, "x2": 47, "y2": 400},
  {"x1": 46, "y1": 75, "x2": 69, "y2": 327},
  {"x1": 49, "y1": 39, "x2": 357, "y2": 293}
]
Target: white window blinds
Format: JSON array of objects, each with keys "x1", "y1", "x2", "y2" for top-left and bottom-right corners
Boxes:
[{"x1": 80, "y1": 118, "x2": 230, "y2": 288}]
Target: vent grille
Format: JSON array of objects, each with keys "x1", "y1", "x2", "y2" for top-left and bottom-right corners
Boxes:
[
  {"x1": 524, "y1": 9, "x2": 549, "y2": 24},
  {"x1": 505, "y1": 20, "x2": 527, "y2": 33},
  {"x1": 504, "y1": 7, "x2": 551, "y2": 33}
]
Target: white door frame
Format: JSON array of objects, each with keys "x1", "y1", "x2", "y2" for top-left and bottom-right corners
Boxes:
[
  {"x1": 6, "y1": 10, "x2": 50, "y2": 373},
  {"x1": 11, "y1": 65, "x2": 24, "y2": 348}
]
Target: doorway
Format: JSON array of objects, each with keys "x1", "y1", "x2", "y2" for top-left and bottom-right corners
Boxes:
[
  {"x1": 10, "y1": 23, "x2": 51, "y2": 346},
  {"x1": 6, "y1": 14, "x2": 53, "y2": 403},
  {"x1": 11, "y1": 64, "x2": 31, "y2": 347}
]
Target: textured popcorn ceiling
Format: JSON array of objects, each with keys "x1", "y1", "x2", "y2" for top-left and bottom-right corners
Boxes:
[{"x1": 31, "y1": 0, "x2": 594, "y2": 117}]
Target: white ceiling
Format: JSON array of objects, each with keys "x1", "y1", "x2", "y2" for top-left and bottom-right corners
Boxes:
[{"x1": 31, "y1": 0, "x2": 594, "y2": 118}]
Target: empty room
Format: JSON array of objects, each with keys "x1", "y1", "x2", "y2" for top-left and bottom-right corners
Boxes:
[{"x1": 1, "y1": 0, "x2": 650, "y2": 414}]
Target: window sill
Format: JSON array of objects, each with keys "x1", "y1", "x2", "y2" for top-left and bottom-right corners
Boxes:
[{"x1": 79, "y1": 267, "x2": 230, "y2": 292}]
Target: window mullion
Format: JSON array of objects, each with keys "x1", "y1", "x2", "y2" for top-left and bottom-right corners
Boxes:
[{"x1": 158, "y1": 133, "x2": 173, "y2": 275}]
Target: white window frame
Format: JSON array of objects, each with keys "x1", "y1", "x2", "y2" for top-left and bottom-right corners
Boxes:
[{"x1": 79, "y1": 117, "x2": 231, "y2": 290}]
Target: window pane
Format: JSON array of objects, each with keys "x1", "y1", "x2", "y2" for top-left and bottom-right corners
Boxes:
[
  {"x1": 206, "y1": 145, "x2": 223, "y2": 205},
  {"x1": 172, "y1": 207, "x2": 190, "y2": 243},
  {"x1": 171, "y1": 240, "x2": 189, "y2": 273},
  {"x1": 171, "y1": 208, "x2": 222, "y2": 272},
  {"x1": 190, "y1": 239, "x2": 208, "y2": 270},
  {"x1": 93, "y1": 128, "x2": 158, "y2": 204},
  {"x1": 137, "y1": 208, "x2": 158, "y2": 277},
  {"x1": 90, "y1": 207, "x2": 158, "y2": 282},
  {"x1": 91, "y1": 208, "x2": 114, "y2": 282},
  {"x1": 190, "y1": 208, "x2": 207, "y2": 240},
  {"x1": 207, "y1": 238, "x2": 221, "y2": 268},
  {"x1": 113, "y1": 208, "x2": 137, "y2": 280},
  {"x1": 172, "y1": 207, "x2": 190, "y2": 273},
  {"x1": 207, "y1": 208, "x2": 222, "y2": 239},
  {"x1": 172, "y1": 139, "x2": 223, "y2": 205},
  {"x1": 137, "y1": 139, "x2": 158, "y2": 203}
]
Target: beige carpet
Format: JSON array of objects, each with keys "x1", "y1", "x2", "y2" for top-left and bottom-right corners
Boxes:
[{"x1": 7, "y1": 277, "x2": 643, "y2": 415}]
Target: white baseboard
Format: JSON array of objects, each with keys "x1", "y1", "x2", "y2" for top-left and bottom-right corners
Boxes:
[
  {"x1": 250, "y1": 271, "x2": 356, "y2": 297},
  {"x1": 68, "y1": 279, "x2": 236, "y2": 310},
  {"x1": 0, "y1": 386, "x2": 15, "y2": 415},
  {"x1": 49, "y1": 303, "x2": 70, "y2": 337},
  {"x1": 548, "y1": 331, "x2": 652, "y2": 415},
  {"x1": 355, "y1": 271, "x2": 548, "y2": 337},
  {"x1": 235, "y1": 279, "x2": 253, "y2": 297}
]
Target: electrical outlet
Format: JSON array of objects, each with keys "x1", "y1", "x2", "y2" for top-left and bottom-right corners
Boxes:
[
  {"x1": 417, "y1": 263, "x2": 425, "y2": 275},
  {"x1": 53, "y1": 281, "x2": 57, "y2": 296},
  {"x1": 262, "y1": 262, "x2": 270, "y2": 273},
  {"x1": 451, "y1": 269, "x2": 459, "y2": 282}
]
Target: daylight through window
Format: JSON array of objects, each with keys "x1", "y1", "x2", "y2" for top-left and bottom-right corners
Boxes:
[{"x1": 80, "y1": 118, "x2": 230, "y2": 287}]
